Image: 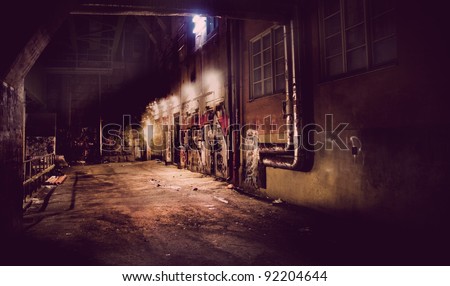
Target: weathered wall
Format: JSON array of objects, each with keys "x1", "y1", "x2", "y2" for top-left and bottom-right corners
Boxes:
[
  {"x1": 0, "y1": 82, "x2": 25, "y2": 237},
  {"x1": 0, "y1": 1, "x2": 73, "y2": 238},
  {"x1": 241, "y1": 1, "x2": 450, "y2": 229},
  {"x1": 142, "y1": 17, "x2": 231, "y2": 178},
  {"x1": 241, "y1": 20, "x2": 286, "y2": 143},
  {"x1": 240, "y1": 20, "x2": 288, "y2": 192}
]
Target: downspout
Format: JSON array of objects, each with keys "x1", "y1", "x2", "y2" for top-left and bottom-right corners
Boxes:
[
  {"x1": 227, "y1": 19, "x2": 241, "y2": 184},
  {"x1": 259, "y1": 5, "x2": 313, "y2": 172},
  {"x1": 233, "y1": 20, "x2": 241, "y2": 184},
  {"x1": 226, "y1": 19, "x2": 234, "y2": 181}
]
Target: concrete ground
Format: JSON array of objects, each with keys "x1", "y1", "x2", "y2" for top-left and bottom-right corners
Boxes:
[{"x1": 2, "y1": 161, "x2": 447, "y2": 265}]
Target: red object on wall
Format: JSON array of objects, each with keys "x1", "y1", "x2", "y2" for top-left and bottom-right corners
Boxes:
[{"x1": 216, "y1": 106, "x2": 229, "y2": 136}]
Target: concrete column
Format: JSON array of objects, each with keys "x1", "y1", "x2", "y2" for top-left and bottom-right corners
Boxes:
[{"x1": 0, "y1": 80, "x2": 25, "y2": 239}]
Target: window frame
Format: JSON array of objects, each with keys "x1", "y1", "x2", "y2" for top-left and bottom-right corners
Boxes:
[
  {"x1": 249, "y1": 25, "x2": 286, "y2": 100},
  {"x1": 319, "y1": 0, "x2": 397, "y2": 81}
]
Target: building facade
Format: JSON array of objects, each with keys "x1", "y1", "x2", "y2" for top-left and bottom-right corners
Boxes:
[{"x1": 141, "y1": 0, "x2": 450, "y2": 229}]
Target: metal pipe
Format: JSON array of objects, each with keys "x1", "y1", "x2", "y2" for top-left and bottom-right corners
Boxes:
[
  {"x1": 226, "y1": 19, "x2": 234, "y2": 181},
  {"x1": 260, "y1": 7, "x2": 313, "y2": 172},
  {"x1": 99, "y1": 74, "x2": 103, "y2": 157},
  {"x1": 283, "y1": 23, "x2": 294, "y2": 152},
  {"x1": 226, "y1": 19, "x2": 242, "y2": 184}
]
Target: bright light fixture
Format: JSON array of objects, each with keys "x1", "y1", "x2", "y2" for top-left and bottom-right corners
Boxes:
[{"x1": 192, "y1": 15, "x2": 206, "y2": 35}]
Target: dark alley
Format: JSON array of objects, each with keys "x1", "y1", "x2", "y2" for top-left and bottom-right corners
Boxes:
[{"x1": 1, "y1": 0, "x2": 450, "y2": 268}]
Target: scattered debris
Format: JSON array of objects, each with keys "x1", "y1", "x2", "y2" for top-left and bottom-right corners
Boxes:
[
  {"x1": 45, "y1": 175, "x2": 67, "y2": 185},
  {"x1": 213, "y1": 196, "x2": 229, "y2": 204},
  {"x1": 22, "y1": 200, "x2": 33, "y2": 211},
  {"x1": 272, "y1": 198, "x2": 283, "y2": 204},
  {"x1": 31, "y1": 198, "x2": 43, "y2": 204},
  {"x1": 192, "y1": 187, "x2": 198, "y2": 191},
  {"x1": 226, "y1": 184, "x2": 234, "y2": 189},
  {"x1": 55, "y1": 155, "x2": 69, "y2": 168},
  {"x1": 157, "y1": 184, "x2": 161, "y2": 187},
  {"x1": 46, "y1": 176, "x2": 57, "y2": 184}
]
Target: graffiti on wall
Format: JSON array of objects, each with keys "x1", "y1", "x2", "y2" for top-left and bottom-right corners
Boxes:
[
  {"x1": 26, "y1": 136, "x2": 55, "y2": 159},
  {"x1": 243, "y1": 129, "x2": 260, "y2": 193}
]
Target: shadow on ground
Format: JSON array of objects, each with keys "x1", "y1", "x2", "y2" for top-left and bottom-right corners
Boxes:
[{"x1": 2, "y1": 162, "x2": 449, "y2": 266}]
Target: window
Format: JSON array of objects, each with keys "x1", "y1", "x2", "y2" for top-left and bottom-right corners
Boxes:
[
  {"x1": 193, "y1": 16, "x2": 219, "y2": 50},
  {"x1": 320, "y1": 0, "x2": 396, "y2": 79},
  {"x1": 250, "y1": 26, "x2": 286, "y2": 99},
  {"x1": 206, "y1": 17, "x2": 219, "y2": 35}
]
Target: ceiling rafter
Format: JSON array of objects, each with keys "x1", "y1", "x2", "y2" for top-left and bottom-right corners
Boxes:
[
  {"x1": 72, "y1": 0, "x2": 294, "y2": 21},
  {"x1": 111, "y1": 16, "x2": 126, "y2": 61}
]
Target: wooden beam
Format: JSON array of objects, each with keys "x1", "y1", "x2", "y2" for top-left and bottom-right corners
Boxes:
[
  {"x1": 23, "y1": 165, "x2": 55, "y2": 186},
  {"x1": 155, "y1": 17, "x2": 168, "y2": 33},
  {"x1": 111, "y1": 16, "x2": 126, "y2": 61},
  {"x1": 136, "y1": 16, "x2": 158, "y2": 45},
  {"x1": 71, "y1": 1, "x2": 293, "y2": 21},
  {"x1": 68, "y1": 15, "x2": 78, "y2": 54},
  {"x1": 25, "y1": 89, "x2": 46, "y2": 106}
]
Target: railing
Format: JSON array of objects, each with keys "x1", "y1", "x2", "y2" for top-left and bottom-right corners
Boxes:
[{"x1": 23, "y1": 154, "x2": 55, "y2": 199}]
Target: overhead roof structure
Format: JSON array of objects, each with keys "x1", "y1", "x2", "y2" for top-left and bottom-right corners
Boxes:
[
  {"x1": 1, "y1": 0, "x2": 295, "y2": 88},
  {"x1": 74, "y1": 0, "x2": 295, "y2": 20}
]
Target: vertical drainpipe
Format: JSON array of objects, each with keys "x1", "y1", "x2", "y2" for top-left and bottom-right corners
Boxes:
[
  {"x1": 99, "y1": 74, "x2": 102, "y2": 158},
  {"x1": 259, "y1": 2, "x2": 314, "y2": 171},
  {"x1": 227, "y1": 19, "x2": 241, "y2": 185},
  {"x1": 284, "y1": 23, "x2": 295, "y2": 152},
  {"x1": 234, "y1": 20, "x2": 241, "y2": 185},
  {"x1": 226, "y1": 19, "x2": 234, "y2": 182}
]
